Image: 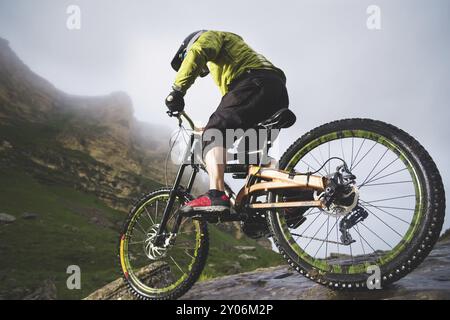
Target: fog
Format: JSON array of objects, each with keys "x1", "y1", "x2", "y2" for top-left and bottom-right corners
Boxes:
[{"x1": 0, "y1": 0, "x2": 449, "y2": 232}]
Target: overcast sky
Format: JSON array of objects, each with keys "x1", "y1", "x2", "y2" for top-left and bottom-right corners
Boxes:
[{"x1": 0, "y1": 0, "x2": 449, "y2": 231}]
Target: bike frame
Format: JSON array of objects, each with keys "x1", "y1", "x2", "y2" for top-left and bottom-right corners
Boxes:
[{"x1": 154, "y1": 112, "x2": 326, "y2": 245}]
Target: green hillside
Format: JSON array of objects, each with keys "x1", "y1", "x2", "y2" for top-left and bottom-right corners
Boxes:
[
  {"x1": 0, "y1": 165, "x2": 283, "y2": 299},
  {"x1": 0, "y1": 37, "x2": 283, "y2": 300}
]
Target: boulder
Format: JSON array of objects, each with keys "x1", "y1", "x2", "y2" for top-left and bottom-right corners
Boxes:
[
  {"x1": 85, "y1": 261, "x2": 174, "y2": 300},
  {"x1": 0, "y1": 213, "x2": 16, "y2": 224},
  {"x1": 238, "y1": 254, "x2": 258, "y2": 261},
  {"x1": 234, "y1": 246, "x2": 256, "y2": 251},
  {"x1": 21, "y1": 212, "x2": 39, "y2": 220}
]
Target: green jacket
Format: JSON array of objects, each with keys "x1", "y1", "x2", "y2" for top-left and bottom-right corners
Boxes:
[{"x1": 173, "y1": 30, "x2": 285, "y2": 96}]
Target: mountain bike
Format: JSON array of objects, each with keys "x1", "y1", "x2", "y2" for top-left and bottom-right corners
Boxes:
[{"x1": 118, "y1": 108, "x2": 445, "y2": 300}]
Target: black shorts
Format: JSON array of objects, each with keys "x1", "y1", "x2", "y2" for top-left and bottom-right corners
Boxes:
[{"x1": 203, "y1": 69, "x2": 289, "y2": 150}]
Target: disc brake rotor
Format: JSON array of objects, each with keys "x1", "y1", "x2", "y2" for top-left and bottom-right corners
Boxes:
[{"x1": 144, "y1": 224, "x2": 168, "y2": 260}]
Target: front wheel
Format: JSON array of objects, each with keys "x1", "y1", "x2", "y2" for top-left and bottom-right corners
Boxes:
[
  {"x1": 119, "y1": 188, "x2": 209, "y2": 299},
  {"x1": 267, "y1": 118, "x2": 445, "y2": 289}
]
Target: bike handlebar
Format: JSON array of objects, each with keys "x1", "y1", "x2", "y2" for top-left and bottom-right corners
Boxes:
[{"x1": 167, "y1": 110, "x2": 197, "y2": 131}]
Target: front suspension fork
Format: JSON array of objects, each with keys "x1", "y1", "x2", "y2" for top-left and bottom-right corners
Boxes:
[{"x1": 154, "y1": 164, "x2": 198, "y2": 246}]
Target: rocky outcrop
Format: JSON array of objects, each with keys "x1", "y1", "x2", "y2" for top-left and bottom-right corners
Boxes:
[
  {"x1": 182, "y1": 239, "x2": 450, "y2": 300},
  {"x1": 86, "y1": 238, "x2": 450, "y2": 300},
  {"x1": 0, "y1": 213, "x2": 16, "y2": 224},
  {"x1": 85, "y1": 262, "x2": 172, "y2": 300},
  {"x1": 0, "y1": 37, "x2": 174, "y2": 211}
]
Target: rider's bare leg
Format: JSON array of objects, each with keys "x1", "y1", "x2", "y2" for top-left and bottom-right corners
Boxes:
[{"x1": 204, "y1": 146, "x2": 226, "y2": 191}]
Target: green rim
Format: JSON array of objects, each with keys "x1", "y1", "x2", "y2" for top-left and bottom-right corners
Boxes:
[
  {"x1": 122, "y1": 193, "x2": 202, "y2": 294},
  {"x1": 278, "y1": 129, "x2": 423, "y2": 275}
]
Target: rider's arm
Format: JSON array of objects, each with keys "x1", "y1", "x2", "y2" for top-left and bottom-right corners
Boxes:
[{"x1": 173, "y1": 31, "x2": 223, "y2": 93}]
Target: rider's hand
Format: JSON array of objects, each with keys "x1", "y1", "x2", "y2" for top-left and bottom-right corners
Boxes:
[{"x1": 165, "y1": 89, "x2": 185, "y2": 113}]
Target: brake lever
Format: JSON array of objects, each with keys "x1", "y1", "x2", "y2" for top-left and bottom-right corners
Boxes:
[{"x1": 166, "y1": 111, "x2": 183, "y2": 127}]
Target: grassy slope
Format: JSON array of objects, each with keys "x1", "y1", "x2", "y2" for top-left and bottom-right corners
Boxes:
[
  {"x1": 0, "y1": 166, "x2": 123, "y2": 299},
  {"x1": 0, "y1": 166, "x2": 283, "y2": 299}
]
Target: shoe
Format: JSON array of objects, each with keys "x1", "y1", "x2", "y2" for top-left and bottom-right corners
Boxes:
[{"x1": 180, "y1": 190, "x2": 230, "y2": 214}]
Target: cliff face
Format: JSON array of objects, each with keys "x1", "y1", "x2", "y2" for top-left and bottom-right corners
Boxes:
[{"x1": 0, "y1": 38, "x2": 172, "y2": 211}]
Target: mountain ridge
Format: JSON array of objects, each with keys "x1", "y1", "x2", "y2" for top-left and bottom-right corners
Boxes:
[{"x1": 0, "y1": 36, "x2": 173, "y2": 210}]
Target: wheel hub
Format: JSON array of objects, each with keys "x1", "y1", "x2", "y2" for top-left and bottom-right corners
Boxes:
[
  {"x1": 318, "y1": 164, "x2": 360, "y2": 217},
  {"x1": 144, "y1": 224, "x2": 168, "y2": 260},
  {"x1": 320, "y1": 185, "x2": 360, "y2": 217}
]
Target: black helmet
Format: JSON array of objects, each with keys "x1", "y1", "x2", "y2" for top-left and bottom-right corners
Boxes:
[{"x1": 171, "y1": 30, "x2": 209, "y2": 77}]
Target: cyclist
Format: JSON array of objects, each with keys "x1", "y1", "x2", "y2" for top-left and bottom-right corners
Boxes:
[{"x1": 165, "y1": 30, "x2": 289, "y2": 214}]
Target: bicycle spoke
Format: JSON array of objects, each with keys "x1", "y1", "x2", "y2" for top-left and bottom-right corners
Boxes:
[
  {"x1": 362, "y1": 180, "x2": 413, "y2": 187},
  {"x1": 336, "y1": 216, "x2": 340, "y2": 255},
  {"x1": 325, "y1": 215, "x2": 330, "y2": 258},
  {"x1": 360, "y1": 204, "x2": 403, "y2": 238},
  {"x1": 362, "y1": 167, "x2": 408, "y2": 186},
  {"x1": 365, "y1": 194, "x2": 415, "y2": 204},
  {"x1": 340, "y1": 138, "x2": 346, "y2": 164},
  {"x1": 303, "y1": 210, "x2": 321, "y2": 217},
  {"x1": 169, "y1": 255, "x2": 185, "y2": 275},
  {"x1": 355, "y1": 224, "x2": 366, "y2": 255},
  {"x1": 317, "y1": 144, "x2": 329, "y2": 175},
  {"x1": 184, "y1": 249, "x2": 195, "y2": 260},
  {"x1": 290, "y1": 233, "x2": 343, "y2": 245},
  {"x1": 353, "y1": 224, "x2": 378, "y2": 253},
  {"x1": 362, "y1": 204, "x2": 415, "y2": 211},
  {"x1": 144, "y1": 206, "x2": 155, "y2": 225},
  {"x1": 328, "y1": 142, "x2": 331, "y2": 173},
  {"x1": 313, "y1": 215, "x2": 338, "y2": 258},
  {"x1": 359, "y1": 221, "x2": 393, "y2": 249},
  {"x1": 360, "y1": 199, "x2": 411, "y2": 224},
  {"x1": 350, "y1": 138, "x2": 366, "y2": 170},
  {"x1": 351, "y1": 140, "x2": 378, "y2": 171},
  {"x1": 300, "y1": 159, "x2": 319, "y2": 174},
  {"x1": 309, "y1": 151, "x2": 327, "y2": 176},
  {"x1": 298, "y1": 210, "x2": 322, "y2": 236},
  {"x1": 304, "y1": 216, "x2": 329, "y2": 251},
  {"x1": 349, "y1": 241, "x2": 354, "y2": 264},
  {"x1": 350, "y1": 137, "x2": 355, "y2": 169},
  {"x1": 360, "y1": 147, "x2": 389, "y2": 186},
  {"x1": 135, "y1": 220, "x2": 148, "y2": 235},
  {"x1": 359, "y1": 157, "x2": 399, "y2": 187}
]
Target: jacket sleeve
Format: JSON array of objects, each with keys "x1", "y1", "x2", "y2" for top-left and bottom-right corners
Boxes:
[{"x1": 173, "y1": 31, "x2": 223, "y2": 93}]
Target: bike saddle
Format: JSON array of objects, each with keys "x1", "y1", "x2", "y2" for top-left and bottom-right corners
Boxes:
[{"x1": 257, "y1": 108, "x2": 297, "y2": 129}]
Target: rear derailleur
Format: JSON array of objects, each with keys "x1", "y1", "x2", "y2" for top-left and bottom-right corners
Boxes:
[
  {"x1": 321, "y1": 164, "x2": 369, "y2": 245},
  {"x1": 339, "y1": 206, "x2": 368, "y2": 245}
]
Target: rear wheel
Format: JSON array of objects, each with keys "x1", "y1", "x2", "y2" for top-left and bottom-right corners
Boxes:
[
  {"x1": 119, "y1": 188, "x2": 209, "y2": 299},
  {"x1": 267, "y1": 118, "x2": 445, "y2": 289}
]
